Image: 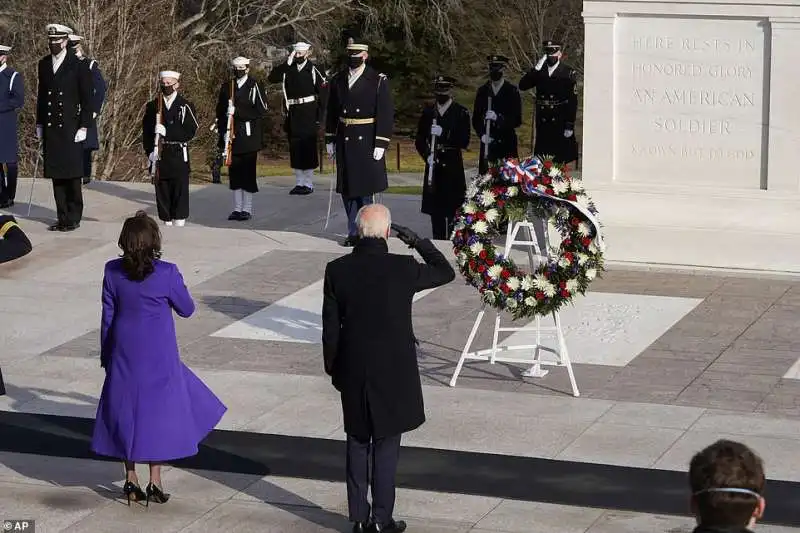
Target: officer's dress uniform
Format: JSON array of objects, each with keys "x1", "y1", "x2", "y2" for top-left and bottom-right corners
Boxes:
[
  {"x1": 36, "y1": 25, "x2": 93, "y2": 231},
  {"x1": 143, "y1": 88, "x2": 198, "y2": 224},
  {"x1": 473, "y1": 55, "x2": 522, "y2": 174},
  {"x1": 81, "y1": 56, "x2": 106, "y2": 181},
  {"x1": 325, "y1": 45, "x2": 393, "y2": 242},
  {"x1": 415, "y1": 78, "x2": 471, "y2": 240},
  {"x1": 216, "y1": 62, "x2": 267, "y2": 220},
  {"x1": 0, "y1": 48, "x2": 24, "y2": 208},
  {"x1": 268, "y1": 43, "x2": 326, "y2": 194},
  {"x1": 519, "y1": 45, "x2": 579, "y2": 164}
]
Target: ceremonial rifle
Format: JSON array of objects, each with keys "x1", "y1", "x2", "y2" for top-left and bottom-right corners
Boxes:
[
  {"x1": 425, "y1": 117, "x2": 437, "y2": 191},
  {"x1": 482, "y1": 95, "x2": 492, "y2": 165},
  {"x1": 151, "y1": 91, "x2": 163, "y2": 181},
  {"x1": 222, "y1": 78, "x2": 235, "y2": 167}
]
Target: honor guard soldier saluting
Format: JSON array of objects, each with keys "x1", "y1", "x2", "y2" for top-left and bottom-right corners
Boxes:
[
  {"x1": 216, "y1": 56, "x2": 267, "y2": 221},
  {"x1": 268, "y1": 42, "x2": 326, "y2": 195},
  {"x1": 67, "y1": 34, "x2": 107, "y2": 184},
  {"x1": 472, "y1": 54, "x2": 522, "y2": 174},
  {"x1": 36, "y1": 24, "x2": 93, "y2": 232},
  {"x1": 0, "y1": 44, "x2": 24, "y2": 209},
  {"x1": 325, "y1": 38, "x2": 394, "y2": 247},
  {"x1": 143, "y1": 71, "x2": 199, "y2": 226},
  {"x1": 415, "y1": 76, "x2": 471, "y2": 240},
  {"x1": 519, "y1": 40, "x2": 579, "y2": 164}
]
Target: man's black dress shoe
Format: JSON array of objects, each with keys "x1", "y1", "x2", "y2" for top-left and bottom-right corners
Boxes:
[
  {"x1": 289, "y1": 185, "x2": 303, "y2": 195},
  {"x1": 368, "y1": 520, "x2": 406, "y2": 532},
  {"x1": 61, "y1": 222, "x2": 80, "y2": 232},
  {"x1": 228, "y1": 211, "x2": 242, "y2": 221},
  {"x1": 0, "y1": 199, "x2": 13, "y2": 208},
  {"x1": 47, "y1": 223, "x2": 63, "y2": 231},
  {"x1": 352, "y1": 522, "x2": 368, "y2": 533}
]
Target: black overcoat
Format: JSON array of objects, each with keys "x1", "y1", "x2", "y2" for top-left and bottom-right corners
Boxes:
[
  {"x1": 82, "y1": 58, "x2": 107, "y2": 151},
  {"x1": 519, "y1": 62, "x2": 579, "y2": 163},
  {"x1": 415, "y1": 101, "x2": 471, "y2": 217},
  {"x1": 0, "y1": 67, "x2": 24, "y2": 163},
  {"x1": 322, "y1": 237, "x2": 455, "y2": 439},
  {"x1": 472, "y1": 80, "x2": 522, "y2": 173},
  {"x1": 215, "y1": 76, "x2": 267, "y2": 155},
  {"x1": 324, "y1": 66, "x2": 394, "y2": 198},
  {"x1": 142, "y1": 94, "x2": 198, "y2": 181},
  {"x1": 36, "y1": 52, "x2": 93, "y2": 179}
]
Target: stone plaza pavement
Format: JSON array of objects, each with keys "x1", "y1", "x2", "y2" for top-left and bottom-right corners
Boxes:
[{"x1": 1, "y1": 177, "x2": 800, "y2": 532}]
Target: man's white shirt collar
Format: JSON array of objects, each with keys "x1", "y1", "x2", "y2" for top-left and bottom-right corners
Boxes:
[
  {"x1": 548, "y1": 61, "x2": 560, "y2": 76},
  {"x1": 236, "y1": 74, "x2": 248, "y2": 89},
  {"x1": 348, "y1": 64, "x2": 366, "y2": 88},
  {"x1": 491, "y1": 78, "x2": 505, "y2": 95},
  {"x1": 436, "y1": 98, "x2": 453, "y2": 116},
  {"x1": 52, "y1": 49, "x2": 67, "y2": 73},
  {"x1": 163, "y1": 91, "x2": 177, "y2": 110},
  {"x1": 0, "y1": 64, "x2": 7, "y2": 74}
]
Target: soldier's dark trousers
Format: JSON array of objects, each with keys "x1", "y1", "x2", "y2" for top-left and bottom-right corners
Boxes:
[
  {"x1": 346, "y1": 432, "x2": 401, "y2": 526},
  {"x1": 154, "y1": 178, "x2": 190, "y2": 222},
  {"x1": 430, "y1": 215, "x2": 455, "y2": 240},
  {"x1": 342, "y1": 195, "x2": 374, "y2": 237},
  {"x1": 83, "y1": 149, "x2": 94, "y2": 181},
  {"x1": 52, "y1": 178, "x2": 84, "y2": 226},
  {"x1": 0, "y1": 162, "x2": 18, "y2": 203}
]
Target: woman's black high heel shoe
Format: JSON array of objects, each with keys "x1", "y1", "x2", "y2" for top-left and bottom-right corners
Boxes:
[
  {"x1": 122, "y1": 480, "x2": 146, "y2": 506},
  {"x1": 145, "y1": 482, "x2": 170, "y2": 507}
]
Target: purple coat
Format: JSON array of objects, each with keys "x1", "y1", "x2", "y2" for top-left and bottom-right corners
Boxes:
[{"x1": 91, "y1": 258, "x2": 226, "y2": 462}]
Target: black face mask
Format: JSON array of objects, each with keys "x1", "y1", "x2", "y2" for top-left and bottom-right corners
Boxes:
[
  {"x1": 348, "y1": 56, "x2": 364, "y2": 69},
  {"x1": 435, "y1": 93, "x2": 451, "y2": 104},
  {"x1": 49, "y1": 42, "x2": 63, "y2": 55},
  {"x1": 234, "y1": 69, "x2": 247, "y2": 79},
  {"x1": 160, "y1": 84, "x2": 175, "y2": 96},
  {"x1": 546, "y1": 55, "x2": 559, "y2": 66},
  {"x1": 489, "y1": 69, "x2": 503, "y2": 81}
]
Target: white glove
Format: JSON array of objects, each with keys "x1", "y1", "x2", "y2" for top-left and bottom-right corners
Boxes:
[
  {"x1": 535, "y1": 55, "x2": 547, "y2": 70},
  {"x1": 430, "y1": 124, "x2": 442, "y2": 137},
  {"x1": 485, "y1": 110, "x2": 497, "y2": 122},
  {"x1": 287, "y1": 50, "x2": 296, "y2": 66},
  {"x1": 36, "y1": 125, "x2": 42, "y2": 139},
  {"x1": 326, "y1": 143, "x2": 335, "y2": 157},
  {"x1": 148, "y1": 151, "x2": 157, "y2": 163},
  {"x1": 74, "y1": 128, "x2": 87, "y2": 143},
  {"x1": 481, "y1": 134, "x2": 492, "y2": 145},
  {"x1": 373, "y1": 147, "x2": 385, "y2": 160},
  {"x1": 92, "y1": 112, "x2": 97, "y2": 119},
  {"x1": 227, "y1": 104, "x2": 235, "y2": 116},
  {"x1": 426, "y1": 154, "x2": 434, "y2": 166},
  {"x1": 155, "y1": 124, "x2": 166, "y2": 137},
  {"x1": 564, "y1": 129, "x2": 574, "y2": 138}
]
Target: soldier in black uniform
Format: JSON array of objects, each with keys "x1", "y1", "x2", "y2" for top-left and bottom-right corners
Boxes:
[
  {"x1": 216, "y1": 56, "x2": 267, "y2": 221},
  {"x1": 325, "y1": 39, "x2": 394, "y2": 247},
  {"x1": 143, "y1": 71, "x2": 199, "y2": 226},
  {"x1": 36, "y1": 23, "x2": 93, "y2": 232},
  {"x1": 67, "y1": 34, "x2": 107, "y2": 185},
  {"x1": 268, "y1": 42, "x2": 326, "y2": 195},
  {"x1": 472, "y1": 54, "x2": 522, "y2": 174},
  {"x1": 415, "y1": 76, "x2": 471, "y2": 240},
  {"x1": 519, "y1": 40, "x2": 579, "y2": 164}
]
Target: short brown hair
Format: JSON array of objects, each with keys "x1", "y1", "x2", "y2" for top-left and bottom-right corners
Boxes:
[
  {"x1": 118, "y1": 211, "x2": 162, "y2": 281},
  {"x1": 689, "y1": 439, "x2": 765, "y2": 527}
]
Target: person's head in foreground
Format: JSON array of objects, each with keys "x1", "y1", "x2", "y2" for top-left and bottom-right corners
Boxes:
[
  {"x1": 118, "y1": 211, "x2": 162, "y2": 281},
  {"x1": 356, "y1": 204, "x2": 391, "y2": 240},
  {"x1": 690, "y1": 439, "x2": 766, "y2": 530}
]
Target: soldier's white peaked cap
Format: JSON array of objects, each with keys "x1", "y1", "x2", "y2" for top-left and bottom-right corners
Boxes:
[
  {"x1": 68, "y1": 34, "x2": 83, "y2": 42},
  {"x1": 0, "y1": 45, "x2": 11, "y2": 53},
  {"x1": 293, "y1": 42, "x2": 311, "y2": 52},
  {"x1": 159, "y1": 71, "x2": 181, "y2": 81},
  {"x1": 231, "y1": 57, "x2": 250, "y2": 67},
  {"x1": 46, "y1": 24, "x2": 73, "y2": 37}
]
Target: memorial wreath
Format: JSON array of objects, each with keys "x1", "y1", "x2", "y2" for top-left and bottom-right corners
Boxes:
[{"x1": 451, "y1": 156, "x2": 605, "y2": 319}]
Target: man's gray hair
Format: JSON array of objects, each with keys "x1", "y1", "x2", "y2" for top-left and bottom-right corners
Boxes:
[{"x1": 356, "y1": 204, "x2": 391, "y2": 238}]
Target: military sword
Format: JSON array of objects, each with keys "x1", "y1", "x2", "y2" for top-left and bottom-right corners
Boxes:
[
  {"x1": 26, "y1": 144, "x2": 42, "y2": 217},
  {"x1": 324, "y1": 155, "x2": 336, "y2": 230}
]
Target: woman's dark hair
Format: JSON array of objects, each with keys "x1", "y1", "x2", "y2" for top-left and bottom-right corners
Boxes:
[{"x1": 118, "y1": 211, "x2": 162, "y2": 281}]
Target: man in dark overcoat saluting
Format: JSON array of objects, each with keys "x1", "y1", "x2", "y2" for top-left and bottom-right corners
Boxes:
[
  {"x1": 35, "y1": 23, "x2": 93, "y2": 232},
  {"x1": 324, "y1": 38, "x2": 394, "y2": 247},
  {"x1": 322, "y1": 204, "x2": 455, "y2": 533}
]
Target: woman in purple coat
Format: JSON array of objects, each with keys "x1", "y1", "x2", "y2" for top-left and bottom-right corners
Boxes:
[{"x1": 91, "y1": 211, "x2": 227, "y2": 506}]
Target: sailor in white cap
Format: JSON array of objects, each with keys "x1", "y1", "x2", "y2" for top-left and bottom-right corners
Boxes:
[
  {"x1": 36, "y1": 23, "x2": 93, "y2": 232},
  {"x1": 0, "y1": 44, "x2": 23, "y2": 209},
  {"x1": 267, "y1": 41, "x2": 327, "y2": 195},
  {"x1": 67, "y1": 33, "x2": 107, "y2": 185},
  {"x1": 142, "y1": 70, "x2": 199, "y2": 226},
  {"x1": 215, "y1": 56, "x2": 267, "y2": 221}
]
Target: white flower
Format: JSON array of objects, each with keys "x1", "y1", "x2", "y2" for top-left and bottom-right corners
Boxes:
[
  {"x1": 524, "y1": 296, "x2": 536, "y2": 306},
  {"x1": 553, "y1": 180, "x2": 568, "y2": 194},
  {"x1": 458, "y1": 253, "x2": 468, "y2": 264},
  {"x1": 533, "y1": 274, "x2": 549, "y2": 290},
  {"x1": 488, "y1": 264, "x2": 503, "y2": 279},
  {"x1": 549, "y1": 167, "x2": 562, "y2": 178},
  {"x1": 507, "y1": 277, "x2": 521, "y2": 291},
  {"x1": 463, "y1": 202, "x2": 478, "y2": 214},
  {"x1": 521, "y1": 275, "x2": 535, "y2": 291},
  {"x1": 577, "y1": 253, "x2": 589, "y2": 265},
  {"x1": 543, "y1": 284, "x2": 557, "y2": 298},
  {"x1": 485, "y1": 208, "x2": 499, "y2": 223},
  {"x1": 577, "y1": 195, "x2": 591, "y2": 209},
  {"x1": 484, "y1": 291, "x2": 496, "y2": 303},
  {"x1": 588, "y1": 241, "x2": 598, "y2": 254},
  {"x1": 470, "y1": 242, "x2": 483, "y2": 255},
  {"x1": 506, "y1": 186, "x2": 518, "y2": 197},
  {"x1": 480, "y1": 190, "x2": 496, "y2": 207},
  {"x1": 577, "y1": 222, "x2": 591, "y2": 237},
  {"x1": 566, "y1": 279, "x2": 579, "y2": 293},
  {"x1": 507, "y1": 298, "x2": 518, "y2": 309},
  {"x1": 473, "y1": 220, "x2": 489, "y2": 234},
  {"x1": 558, "y1": 257, "x2": 570, "y2": 268},
  {"x1": 586, "y1": 268, "x2": 597, "y2": 280}
]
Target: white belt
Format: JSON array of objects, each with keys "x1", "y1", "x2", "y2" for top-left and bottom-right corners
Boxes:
[{"x1": 287, "y1": 95, "x2": 316, "y2": 105}]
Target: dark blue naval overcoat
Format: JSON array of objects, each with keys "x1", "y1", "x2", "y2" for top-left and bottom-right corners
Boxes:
[
  {"x1": 83, "y1": 58, "x2": 106, "y2": 151},
  {"x1": 0, "y1": 66, "x2": 24, "y2": 163}
]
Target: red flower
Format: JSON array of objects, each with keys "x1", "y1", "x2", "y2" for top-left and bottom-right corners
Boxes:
[
  {"x1": 563, "y1": 238, "x2": 572, "y2": 246},
  {"x1": 544, "y1": 160, "x2": 553, "y2": 169},
  {"x1": 476, "y1": 212, "x2": 486, "y2": 220},
  {"x1": 560, "y1": 289, "x2": 571, "y2": 298},
  {"x1": 564, "y1": 252, "x2": 574, "y2": 262},
  {"x1": 542, "y1": 270, "x2": 548, "y2": 278},
  {"x1": 479, "y1": 250, "x2": 488, "y2": 259},
  {"x1": 532, "y1": 179, "x2": 540, "y2": 188},
  {"x1": 545, "y1": 188, "x2": 554, "y2": 195},
  {"x1": 500, "y1": 283, "x2": 510, "y2": 294},
  {"x1": 568, "y1": 194, "x2": 577, "y2": 201},
  {"x1": 535, "y1": 291, "x2": 545, "y2": 300},
  {"x1": 497, "y1": 200, "x2": 505, "y2": 208},
  {"x1": 478, "y1": 265, "x2": 486, "y2": 273},
  {"x1": 542, "y1": 176, "x2": 552, "y2": 185},
  {"x1": 581, "y1": 237, "x2": 591, "y2": 246},
  {"x1": 501, "y1": 270, "x2": 510, "y2": 279},
  {"x1": 469, "y1": 260, "x2": 476, "y2": 270},
  {"x1": 486, "y1": 259, "x2": 494, "y2": 266},
  {"x1": 571, "y1": 217, "x2": 580, "y2": 226},
  {"x1": 559, "y1": 281, "x2": 567, "y2": 289}
]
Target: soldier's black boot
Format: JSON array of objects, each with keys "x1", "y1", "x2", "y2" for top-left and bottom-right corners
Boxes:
[{"x1": 352, "y1": 522, "x2": 368, "y2": 533}]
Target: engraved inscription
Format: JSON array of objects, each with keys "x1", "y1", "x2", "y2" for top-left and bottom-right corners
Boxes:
[{"x1": 616, "y1": 18, "x2": 765, "y2": 188}]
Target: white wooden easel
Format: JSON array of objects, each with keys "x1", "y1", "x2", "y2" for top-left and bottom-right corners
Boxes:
[{"x1": 449, "y1": 218, "x2": 580, "y2": 397}]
